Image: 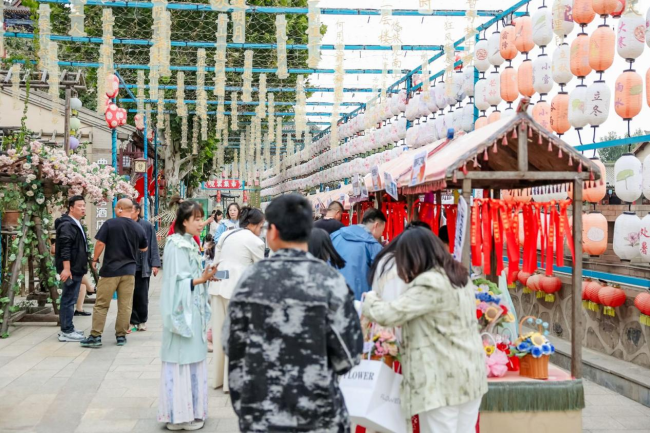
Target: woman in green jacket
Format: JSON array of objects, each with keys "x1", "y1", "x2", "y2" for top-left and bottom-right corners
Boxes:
[
  {"x1": 363, "y1": 227, "x2": 487, "y2": 433},
  {"x1": 158, "y1": 201, "x2": 217, "y2": 431}
]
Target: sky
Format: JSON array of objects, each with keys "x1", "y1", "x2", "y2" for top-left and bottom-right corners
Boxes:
[{"x1": 304, "y1": 0, "x2": 650, "y2": 146}]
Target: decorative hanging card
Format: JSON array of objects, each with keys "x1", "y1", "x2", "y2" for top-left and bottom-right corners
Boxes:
[
  {"x1": 452, "y1": 197, "x2": 468, "y2": 263},
  {"x1": 371, "y1": 165, "x2": 382, "y2": 191},
  {"x1": 410, "y1": 151, "x2": 427, "y2": 186},
  {"x1": 385, "y1": 172, "x2": 399, "y2": 201},
  {"x1": 352, "y1": 174, "x2": 361, "y2": 197}
]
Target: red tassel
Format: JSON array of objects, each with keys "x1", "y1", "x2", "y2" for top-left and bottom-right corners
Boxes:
[
  {"x1": 558, "y1": 148, "x2": 563, "y2": 158},
  {"x1": 538, "y1": 133, "x2": 543, "y2": 145},
  {"x1": 502, "y1": 135, "x2": 508, "y2": 146},
  {"x1": 493, "y1": 141, "x2": 498, "y2": 153},
  {"x1": 453, "y1": 171, "x2": 457, "y2": 183},
  {"x1": 483, "y1": 147, "x2": 489, "y2": 161},
  {"x1": 568, "y1": 155, "x2": 573, "y2": 166},
  {"x1": 548, "y1": 141, "x2": 553, "y2": 152},
  {"x1": 600, "y1": 177, "x2": 604, "y2": 186},
  {"x1": 512, "y1": 128, "x2": 518, "y2": 139},
  {"x1": 590, "y1": 170, "x2": 594, "y2": 181},
  {"x1": 462, "y1": 162, "x2": 468, "y2": 175},
  {"x1": 528, "y1": 126, "x2": 533, "y2": 138},
  {"x1": 578, "y1": 163, "x2": 583, "y2": 173},
  {"x1": 473, "y1": 157, "x2": 478, "y2": 168}
]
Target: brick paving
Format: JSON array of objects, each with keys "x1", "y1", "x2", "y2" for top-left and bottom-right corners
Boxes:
[{"x1": 0, "y1": 275, "x2": 648, "y2": 432}]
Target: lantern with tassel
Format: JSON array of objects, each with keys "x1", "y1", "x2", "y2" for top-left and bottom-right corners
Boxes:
[
  {"x1": 584, "y1": 280, "x2": 603, "y2": 311},
  {"x1": 598, "y1": 285, "x2": 627, "y2": 316},
  {"x1": 518, "y1": 59, "x2": 535, "y2": 97},
  {"x1": 532, "y1": 7, "x2": 554, "y2": 47},
  {"x1": 569, "y1": 85, "x2": 589, "y2": 130},
  {"x1": 638, "y1": 212, "x2": 650, "y2": 262},
  {"x1": 615, "y1": 153, "x2": 643, "y2": 202},
  {"x1": 571, "y1": 33, "x2": 592, "y2": 78},
  {"x1": 515, "y1": 15, "x2": 534, "y2": 54},
  {"x1": 540, "y1": 276, "x2": 562, "y2": 302},
  {"x1": 586, "y1": 80, "x2": 612, "y2": 127},
  {"x1": 616, "y1": 9, "x2": 645, "y2": 61},
  {"x1": 552, "y1": 43, "x2": 573, "y2": 86},
  {"x1": 614, "y1": 211, "x2": 642, "y2": 260},
  {"x1": 635, "y1": 292, "x2": 650, "y2": 326},
  {"x1": 550, "y1": 92, "x2": 570, "y2": 135},
  {"x1": 615, "y1": 70, "x2": 643, "y2": 120},
  {"x1": 488, "y1": 30, "x2": 505, "y2": 67},
  {"x1": 533, "y1": 55, "x2": 553, "y2": 95},
  {"x1": 589, "y1": 25, "x2": 616, "y2": 72},
  {"x1": 552, "y1": 0, "x2": 575, "y2": 38},
  {"x1": 583, "y1": 211, "x2": 608, "y2": 256}
]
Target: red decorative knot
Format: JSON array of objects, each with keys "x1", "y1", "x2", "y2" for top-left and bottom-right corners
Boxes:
[
  {"x1": 568, "y1": 155, "x2": 573, "y2": 166},
  {"x1": 512, "y1": 128, "x2": 518, "y2": 139},
  {"x1": 483, "y1": 147, "x2": 489, "y2": 161},
  {"x1": 493, "y1": 141, "x2": 498, "y2": 153},
  {"x1": 558, "y1": 148, "x2": 563, "y2": 158},
  {"x1": 502, "y1": 135, "x2": 508, "y2": 146},
  {"x1": 473, "y1": 157, "x2": 478, "y2": 168}
]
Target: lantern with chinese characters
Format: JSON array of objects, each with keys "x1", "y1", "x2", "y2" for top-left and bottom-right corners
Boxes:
[
  {"x1": 615, "y1": 153, "x2": 643, "y2": 202},
  {"x1": 533, "y1": 100, "x2": 551, "y2": 131},
  {"x1": 518, "y1": 60, "x2": 535, "y2": 97},
  {"x1": 614, "y1": 70, "x2": 643, "y2": 120},
  {"x1": 589, "y1": 25, "x2": 616, "y2": 72},
  {"x1": 105, "y1": 103, "x2": 119, "y2": 129},
  {"x1": 586, "y1": 80, "x2": 612, "y2": 126},
  {"x1": 552, "y1": 43, "x2": 573, "y2": 86},
  {"x1": 574, "y1": 0, "x2": 596, "y2": 26},
  {"x1": 569, "y1": 85, "x2": 589, "y2": 130},
  {"x1": 463, "y1": 66, "x2": 475, "y2": 98},
  {"x1": 500, "y1": 23, "x2": 518, "y2": 62},
  {"x1": 532, "y1": 7, "x2": 554, "y2": 47},
  {"x1": 475, "y1": 79, "x2": 490, "y2": 112},
  {"x1": 488, "y1": 30, "x2": 505, "y2": 67},
  {"x1": 515, "y1": 15, "x2": 534, "y2": 54},
  {"x1": 533, "y1": 54, "x2": 553, "y2": 95},
  {"x1": 635, "y1": 292, "x2": 650, "y2": 326},
  {"x1": 474, "y1": 39, "x2": 491, "y2": 73},
  {"x1": 550, "y1": 92, "x2": 570, "y2": 135},
  {"x1": 598, "y1": 285, "x2": 627, "y2": 316},
  {"x1": 643, "y1": 154, "x2": 650, "y2": 200},
  {"x1": 583, "y1": 211, "x2": 608, "y2": 256},
  {"x1": 486, "y1": 71, "x2": 502, "y2": 107},
  {"x1": 571, "y1": 33, "x2": 592, "y2": 78},
  {"x1": 639, "y1": 213, "x2": 650, "y2": 262},
  {"x1": 501, "y1": 67, "x2": 519, "y2": 106},
  {"x1": 616, "y1": 9, "x2": 645, "y2": 61},
  {"x1": 593, "y1": 0, "x2": 620, "y2": 16},
  {"x1": 105, "y1": 73, "x2": 119, "y2": 99},
  {"x1": 584, "y1": 158, "x2": 607, "y2": 202},
  {"x1": 552, "y1": 0, "x2": 575, "y2": 38},
  {"x1": 614, "y1": 212, "x2": 642, "y2": 261}
]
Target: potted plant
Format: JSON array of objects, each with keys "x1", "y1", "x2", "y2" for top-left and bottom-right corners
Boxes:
[{"x1": 0, "y1": 186, "x2": 23, "y2": 229}]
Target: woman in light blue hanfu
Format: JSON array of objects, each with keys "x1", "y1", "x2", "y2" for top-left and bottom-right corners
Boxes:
[{"x1": 158, "y1": 200, "x2": 216, "y2": 431}]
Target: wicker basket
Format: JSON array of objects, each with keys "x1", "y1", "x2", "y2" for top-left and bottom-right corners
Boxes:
[
  {"x1": 518, "y1": 315, "x2": 550, "y2": 380},
  {"x1": 370, "y1": 354, "x2": 395, "y2": 368}
]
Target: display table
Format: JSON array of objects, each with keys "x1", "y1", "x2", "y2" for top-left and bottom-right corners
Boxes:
[{"x1": 479, "y1": 365, "x2": 584, "y2": 433}]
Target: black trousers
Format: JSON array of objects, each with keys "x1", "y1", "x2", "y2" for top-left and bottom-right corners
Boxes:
[{"x1": 130, "y1": 271, "x2": 150, "y2": 325}]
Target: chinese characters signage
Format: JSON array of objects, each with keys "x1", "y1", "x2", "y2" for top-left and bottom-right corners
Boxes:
[{"x1": 202, "y1": 179, "x2": 242, "y2": 190}]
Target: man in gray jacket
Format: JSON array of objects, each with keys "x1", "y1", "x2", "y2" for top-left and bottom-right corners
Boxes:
[{"x1": 129, "y1": 202, "x2": 160, "y2": 332}]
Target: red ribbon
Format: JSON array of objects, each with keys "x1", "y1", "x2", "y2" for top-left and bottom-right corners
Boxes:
[
  {"x1": 560, "y1": 200, "x2": 575, "y2": 264},
  {"x1": 446, "y1": 205, "x2": 458, "y2": 254},
  {"x1": 500, "y1": 202, "x2": 520, "y2": 284},
  {"x1": 471, "y1": 200, "x2": 483, "y2": 267},
  {"x1": 482, "y1": 200, "x2": 492, "y2": 275},
  {"x1": 546, "y1": 203, "x2": 555, "y2": 276},
  {"x1": 492, "y1": 204, "x2": 504, "y2": 276}
]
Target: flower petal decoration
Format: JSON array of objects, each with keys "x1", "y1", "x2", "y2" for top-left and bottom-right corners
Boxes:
[
  {"x1": 531, "y1": 333, "x2": 546, "y2": 346},
  {"x1": 531, "y1": 346, "x2": 543, "y2": 358}
]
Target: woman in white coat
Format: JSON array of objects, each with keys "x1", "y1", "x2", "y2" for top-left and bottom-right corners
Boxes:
[{"x1": 209, "y1": 206, "x2": 265, "y2": 392}]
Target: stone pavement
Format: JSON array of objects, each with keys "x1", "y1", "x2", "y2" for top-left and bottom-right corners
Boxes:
[{"x1": 0, "y1": 275, "x2": 648, "y2": 432}]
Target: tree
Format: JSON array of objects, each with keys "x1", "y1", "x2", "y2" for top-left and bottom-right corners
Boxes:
[{"x1": 598, "y1": 128, "x2": 645, "y2": 162}]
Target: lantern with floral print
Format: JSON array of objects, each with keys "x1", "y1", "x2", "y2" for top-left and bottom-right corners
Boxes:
[
  {"x1": 614, "y1": 70, "x2": 643, "y2": 121},
  {"x1": 515, "y1": 15, "x2": 534, "y2": 55},
  {"x1": 533, "y1": 54, "x2": 554, "y2": 95},
  {"x1": 116, "y1": 108, "x2": 127, "y2": 126},
  {"x1": 598, "y1": 285, "x2": 627, "y2": 316},
  {"x1": 571, "y1": 33, "x2": 592, "y2": 78},
  {"x1": 615, "y1": 153, "x2": 643, "y2": 202},
  {"x1": 593, "y1": 0, "x2": 621, "y2": 16},
  {"x1": 104, "y1": 103, "x2": 120, "y2": 129},
  {"x1": 552, "y1": 43, "x2": 573, "y2": 87},
  {"x1": 613, "y1": 211, "x2": 642, "y2": 261},
  {"x1": 488, "y1": 30, "x2": 505, "y2": 68},
  {"x1": 635, "y1": 292, "x2": 650, "y2": 326},
  {"x1": 105, "y1": 73, "x2": 119, "y2": 99},
  {"x1": 589, "y1": 25, "x2": 616, "y2": 72},
  {"x1": 616, "y1": 9, "x2": 645, "y2": 62},
  {"x1": 550, "y1": 92, "x2": 570, "y2": 135},
  {"x1": 501, "y1": 67, "x2": 519, "y2": 107},
  {"x1": 532, "y1": 6, "x2": 554, "y2": 47},
  {"x1": 475, "y1": 38, "x2": 491, "y2": 73},
  {"x1": 638, "y1": 213, "x2": 650, "y2": 262},
  {"x1": 552, "y1": 0, "x2": 574, "y2": 39},
  {"x1": 573, "y1": 0, "x2": 596, "y2": 26},
  {"x1": 583, "y1": 211, "x2": 608, "y2": 256},
  {"x1": 586, "y1": 80, "x2": 612, "y2": 128},
  {"x1": 569, "y1": 85, "x2": 589, "y2": 131},
  {"x1": 584, "y1": 157, "x2": 607, "y2": 202},
  {"x1": 533, "y1": 100, "x2": 551, "y2": 131}
]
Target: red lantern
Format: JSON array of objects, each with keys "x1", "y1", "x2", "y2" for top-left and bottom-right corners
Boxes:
[
  {"x1": 117, "y1": 108, "x2": 127, "y2": 126},
  {"x1": 582, "y1": 281, "x2": 590, "y2": 308},
  {"x1": 593, "y1": 0, "x2": 619, "y2": 15},
  {"x1": 635, "y1": 292, "x2": 650, "y2": 326},
  {"x1": 105, "y1": 73, "x2": 120, "y2": 99},
  {"x1": 598, "y1": 285, "x2": 627, "y2": 316},
  {"x1": 584, "y1": 280, "x2": 603, "y2": 311},
  {"x1": 526, "y1": 274, "x2": 541, "y2": 295},
  {"x1": 611, "y1": 0, "x2": 625, "y2": 18},
  {"x1": 501, "y1": 67, "x2": 519, "y2": 103},
  {"x1": 509, "y1": 270, "x2": 520, "y2": 289},
  {"x1": 540, "y1": 276, "x2": 562, "y2": 302},
  {"x1": 583, "y1": 211, "x2": 608, "y2": 256},
  {"x1": 105, "y1": 103, "x2": 119, "y2": 129},
  {"x1": 518, "y1": 60, "x2": 535, "y2": 97},
  {"x1": 515, "y1": 16, "x2": 534, "y2": 54},
  {"x1": 518, "y1": 271, "x2": 532, "y2": 288}
]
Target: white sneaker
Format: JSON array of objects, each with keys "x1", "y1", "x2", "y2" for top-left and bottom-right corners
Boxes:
[
  {"x1": 182, "y1": 420, "x2": 205, "y2": 431},
  {"x1": 58, "y1": 332, "x2": 85, "y2": 342},
  {"x1": 165, "y1": 423, "x2": 184, "y2": 431}
]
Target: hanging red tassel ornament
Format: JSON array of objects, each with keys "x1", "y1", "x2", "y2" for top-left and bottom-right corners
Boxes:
[
  {"x1": 482, "y1": 200, "x2": 492, "y2": 275},
  {"x1": 512, "y1": 127, "x2": 518, "y2": 139},
  {"x1": 462, "y1": 162, "x2": 468, "y2": 175},
  {"x1": 502, "y1": 135, "x2": 508, "y2": 146},
  {"x1": 493, "y1": 141, "x2": 498, "y2": 154},
  {"x1": 483, "y1": 147, "x2": 489, "y2": 161},
  {"x1": 558, "y1": 148, "x2": 563, "y2": 158},
  {"x1": 590, "y1": 170, "x2": 594, "y2": 181},
  {"x1": 471, "y1": 200, "x2": 483, "y2": 267},
  {"x1": 473, "y1": 157, "x2": 478, "y2": 168},
  {"x1": 538, "y1": 133, "x2": 543, "y2": 145},
  {"x1": 528, "y1": 125, "x2": 533, "y2": 138},
  {"x1": 578, "y1": 163, "x2": 583, "y2": 173},
  {"x1": 547, "y1": 141, "x2": 553, "y2": 152},
  {"x1": 569, "y1": 155, "x2": 573, "y2": 166}
]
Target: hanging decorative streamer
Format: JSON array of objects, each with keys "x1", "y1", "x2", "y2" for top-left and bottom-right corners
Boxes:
[
  {"x1": 276, "y1": 15, "x2": 289, "y2": 79},
  {"x1": 421, "y1": 53, "x2": 431, "y2": 101},
  {"x1": 391, "y1": 18, "x2": 403, "y2": 82},
  {"x1": 231, "y1": 0, "x2": 247, "y2": 44},
  {"x1": 37, "y1": 5, "x2": 51, "y2": 70},
  {"x1": 444, "y1": 21, "x2": 456, "y2": 100},
  {"x1": 95, "y1": 8, "x2": 114, "y2": 113},
  {"x1": 0, "y1": 1, "x2": 5, "y2": 59},
  {"x1": 307, "y1": 0, "x2": 322, "y2": 68},
  {"x1": 214, "y1": 13, "x2": 228, "y2": 98},
  {"x1": 216, "y1": 97, "x2": 225, "y2": 131},
  {"x1": 257, "y1": 74, "x2": 267, "y2": 119},
  {"x1": 165, "y1": 113, "x2": 172, "y2": 147},
  {"x1": 331, "y1": 22, "x2": 344, "y2": 148},
  {"x1": 196, "y1": 49, "x2": 208, "y2": 140},
  {"x1": 150, "y1": 0, "x2": 171, "y2": 80},
  {"x1": 157, "y1": 99, "x2": 165, "y2": 129},
  {"x1": 268, "y1": 93, "x2": 275, "y2": 141},
  {"x1": 136, "y1": 71, "x2": 146, "y2": 119},
  {"x1": 264, "y1": 133, "x2": 271, "y2": 170},
  {"x1": 176, "y1": 72, "x2": 187, "y2": 117},
  {"x1": 10, "y1": 64, "x2": 20, "y2": 109},
  {"x1": 463, "y1": 0, "x2": 478, "y2": 65},
  {"x1": 242, "y1": 50, "x2": 253, "y2": 102},
  {"x1": 68, "y1": 0, "x2": 86, "y2": 37},
  {"x1": 192, "y1": 115, "x2": 199, "y2": 155},
  {"x1": 48, "y1": 42, "x2": 60, "y2": 121},
  {"x1": 181, "y1": 115, "x2": 188, "y2": 149},
  {"x1": 231, "y1": 91, "x2": 239, "y2": 131},
  {"x1": 295, "y1": 75, "x2": 308, "y2": 138},
  {"x1": 275, "y1": 117, "x2": 282, "y2": 173}
]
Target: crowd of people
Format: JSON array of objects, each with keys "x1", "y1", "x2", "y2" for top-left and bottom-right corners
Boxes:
[{"x1": 53, "y1": 192, "x2": 487, "y2": 433}]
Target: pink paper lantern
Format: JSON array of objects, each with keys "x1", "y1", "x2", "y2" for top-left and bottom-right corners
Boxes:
[
  {"x1": 105, "y1": 103, "x2": 119, "y2": 129},
  {"x1": 134, "y1": 114, "x2": 145, "y2": 131},
  {"x1": 105, "y1": 74, "x2": 120, "y2": 99},
  {"x1": 116, "y1": 108, "x2": 127, "y2": 126}
]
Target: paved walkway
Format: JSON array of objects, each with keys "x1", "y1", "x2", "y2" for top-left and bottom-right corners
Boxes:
[{"x1": 0, "y1": 275, "x2": 648, "y2": 432}]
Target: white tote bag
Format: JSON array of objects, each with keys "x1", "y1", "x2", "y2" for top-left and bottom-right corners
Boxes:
[{"x1": 340, "y1": 360, "x2": 407, "y2": 433}]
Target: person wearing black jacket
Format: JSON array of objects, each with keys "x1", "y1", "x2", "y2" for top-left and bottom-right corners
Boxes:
[{"x1": 55, "y1": 195, "x2": 89, "y2": 342}]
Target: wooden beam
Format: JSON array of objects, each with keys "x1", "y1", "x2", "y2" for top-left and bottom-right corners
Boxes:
[
  {"x1": 571, "y1": 177, "x2": 584, "y2": 379},
  {"x1": 457, "y1": 171, "x2": 590, "y2": 181},
  {"x1": 461, "y1": 178, "x2": 472, "y2": 269},
  {"x1": 518, "y1": 123, "x2": 528, "y2": 172},
  {"x1": 0, "y1": 211, "x2": 31, "y2": 336}
]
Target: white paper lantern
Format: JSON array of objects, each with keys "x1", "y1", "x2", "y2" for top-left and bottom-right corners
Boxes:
[
  {"x1": 640, "y1": 213, "x2": 650, "y2": 262},
  {"x1": 488, "y1": 31, "x2": 505, "y2": 67},
  {"x1": 643, "y1": 154, "x2": 650, "y2": 200},
  {"x1": 617, "y1": 10, "x2": 645, "y2": 60},
  {"x1": 486, "y1": 71, "x2": 502, "y2": 106},
  {"x1": 474, "y1": 39, "x2": 491, "y2": 72},
  {"x1": 434, "y1": 82, "x2": 449, "y2": 110},
  {"x1": 463, "y1": 66, "x2": 476, "y2": 97},
  {"x1": 461, "y1": 103, "x2": 475, "y2": 132},
  {"x1": 426, "y1": 89, "x2": 439, "y2": 113},
  {"x1": 552, "y1": 43, "x2": 573, "y2": 85},
  {"x1": 452, "y1": 108, "x2": 463, "y2": 131},
  {"x1": 615, "y1": 153, "x2": 643, "y2": 202},
  {"x1": 533, "y1": 55, "x2": 554, "y2": 95},
  {"x1": 532, "y1": 7, "x2": 554, "y2": 47},
  {"x1": 552, "y1": 0, "x2": 575, "y2": 38},
  {"x1": 445, "y1": 111, "x2": 456, "y2": 135},
  {"x1": 475, "y1": 79, "x2": 490, "y2": 111},
  {"x1": 454, "y1": 71, "x2": 466, "y2": 103},
  {"x1": 435, "y1": 114, "x2": 447, "y2": 138},
  {"x1": 613, "y1": 212, "x2": 642, "y2": 261},
  {"x1": 568, "y1": 84, "x2": 589, "y2": 129},
  {"x1": 585, "y1": 80, "x2": 611, "y2": 126}
]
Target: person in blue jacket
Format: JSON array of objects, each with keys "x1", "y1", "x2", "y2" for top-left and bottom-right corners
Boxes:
[{"x1": 331, "y1": 208, "x2": 386, "y2": 300}]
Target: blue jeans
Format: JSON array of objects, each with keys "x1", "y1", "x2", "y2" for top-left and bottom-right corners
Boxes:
[{"x1": 59, "y1": 275, "x2": 82, "y2": 334}]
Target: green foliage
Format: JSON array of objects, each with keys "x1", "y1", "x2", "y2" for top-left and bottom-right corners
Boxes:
[{"x1": 598, "y1": 129, "x2": 645, "y2": 162}]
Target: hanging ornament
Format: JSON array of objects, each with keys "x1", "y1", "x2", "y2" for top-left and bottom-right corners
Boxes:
[
  {"x1": 486, "y1": 71, "x2": 502, "y2": 107},
  {"x1": 532, "y1": 6, "x2": 554, "y2": 47},
  {"x1": 593, "y1": 0, "x2": 621, "y2": 16},
  {"x1": 487, "y1": 29, "x2": 505, "y2": 67},
  {"x1": 612, "y1": 0, "x2": 626, "y2": 18},
  {"x1": 134, "y1": 114, "x2": 144, "y2": 131},
  {"x1": 614, "y1": 70, "x2": 643, "y2": 121},
  {"x1": 105, "y1": 103, "x2": 119, "y2": 129},
  {"x1": 515, "y1": 15, "x2": 534, "y2": 55},
  {"x1": 500, "y1": 21, "x2": 518, "y2": 62},
  {"x1": 231, "y1": 91, "x2": 239, "y2": 131},
  {"x1": 268, "y1": 93, "x2": 275, "y2": 140},
  {"x1": 37, "y1": 5, "x2": 51, "y2": 71},
  {"x1": 176, "y1": 71, "x2": 187, "y2": 118},
  {"x1": 307, "y1": 0, "x2": 322, "y2": 68},
  {"x1": 474, "y1": 38, "x2": 490, "y2": 73},
  {"x1": 181, "y1": 115, "x2": 188, "y2": 149},
  {"x1": 68, "y1": 0, "x2": 86, "y2": 37},
  {"x1": 214, "y1": 13, "x2": 228, "y2": 99},
  {"x1": 570, "y1": 33, "x2": 592, "y2": 78},
  {"x1": 550, "y1": 92, "x2": 570, "y2": 135},
  {"x1": 533, "y1": 54, "x2": 554, "y2": 95},
  {"x1": 47, "y1": 42, "x2": 60, "y2": 120},
  {"x1": 574, "y1": 0, "x2": 596, "y2": 26},
  {"x1": 569, "y1": 84, "x2": 589, "y2": 131},
  {"x1": 615, "y1": 152, "x2": 643, "y2": 202},
  {"x1": 230, "y1": 0, "x2": 247, "y2": 44},
  {"x1": 518, "y1": 59, "x2": 535, "y2": 97},
  {"x1": 589, "y1": 25, "x2": 616, "y2": 72},
  {"x1": 585, "y1": 80, "x2": 611, "y2": 127},
  {"x1": 617, "y1": 8, "x2": 645, "y2": 62},
  {"x1": 196, "y1": 49, "x2": 208, "y2": 139},
  {"x1": 532, "y1": 100, "x2": 551, "y2": 130},
  {"x1": 613, "y1": 212, "x2": 642, "y2": 261},
  {"x1": 276, "y1": 15, "x2": 289, "y2": 79},
  {"x1": 96, "y1": 8, "x2": 115, "y2": 114},
  {"x1": 552, "y1": 43, "x2": 573, "y2": 86},
  {"x1": 475, "y1": 79, "x2": 490, "y2": 112},
  {"x1": 552, "y1": 0, "x2": 575, "y2": 40},
  {"x1": 584, "y1": 158, "x2": 607, "y2": 202},
  {"x1": 583, "y1": 211, "x2": 608, "y2": 256},
  {"x1": 501, "y1": 67, "x2": 519, "y2": 107},
  {"x1": 463, "y1": 66, "x2": 476, "y2": 98},
  {"x1": 242, "y1": 50, "x2": 253, "y2": 102}
]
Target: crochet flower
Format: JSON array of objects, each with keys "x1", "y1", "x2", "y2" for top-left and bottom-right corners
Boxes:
[
  {"x1": 530, "y1": 346, "x2": 543, "y2": 358},
  {"x1": 541, "y1": 344, "x2": 552, "y2": 356},
  {"x1": 517, "y1": 341, "x2": 531, "y2": 352},
  {"x1": 531, "y1": 333, "x2": 545, "y2": 347},
  {"x1": 484, "y1": 345, "x2": 495, "y2": 356}
]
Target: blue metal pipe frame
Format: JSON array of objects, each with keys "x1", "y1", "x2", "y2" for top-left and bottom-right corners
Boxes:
[{"x1": 119, "y1": 98, "x2": 363, "y2": 107}]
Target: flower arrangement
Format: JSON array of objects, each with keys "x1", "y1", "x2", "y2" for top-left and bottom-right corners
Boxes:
[
  {"x1": 370, "y1": 329, "x2": 400, "y2": 360},
  {"x1": 511, "y1": 316, "x2": 555, "y2": 379},
  {"x1": 482, "y1": 333, "x2": 509, "y2": 378},
  {"x1": 475, "y1": 290, "x2": 515, "y2": 332}
]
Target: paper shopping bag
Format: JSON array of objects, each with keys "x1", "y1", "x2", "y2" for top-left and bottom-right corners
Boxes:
[{"x1": 340, "y1": 360, "x2": 407, "y2": 433}]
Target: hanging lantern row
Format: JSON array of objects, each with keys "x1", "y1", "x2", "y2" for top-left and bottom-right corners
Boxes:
[
  {"x1": 581, "y1": 279, "x2": 627, "y2": 316},
  {"x1": 637, "y1": 292, "x2": 650, "y2": 326}
]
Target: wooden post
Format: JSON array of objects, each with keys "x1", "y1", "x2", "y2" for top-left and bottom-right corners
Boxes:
[
  {"x1": 461, "y1": 178, "x2": 472, "y2": 269},
  {"x1": 0, "y1": 212, "x2": 31, "y2": 336},
  {"x1": 571, "y1": 177, "x2": 584, "y2": 379},
  {"x1": 517, "y1": 123, "x2": 528, "y2": 172}
]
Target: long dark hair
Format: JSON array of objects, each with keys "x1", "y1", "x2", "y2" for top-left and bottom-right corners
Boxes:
[
  {"x1": 394, "y1": 227, "x2": 468, "y2": 287},
  {"x1": 174, "y1": 200, "x2": 205, "y2": 235},
  {"x1": 239, "y1": 206, "x2": 264, "y2": 228},
  {"x1": 308, "y1": 228, "x2": 346, "y2": 269}
]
